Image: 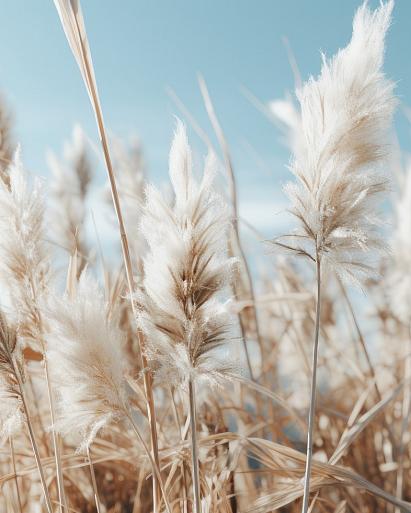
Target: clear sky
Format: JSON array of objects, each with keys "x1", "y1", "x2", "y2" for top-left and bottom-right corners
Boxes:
[{"x1": 0, "y1": 0, "x2": 410, "y2": 240}]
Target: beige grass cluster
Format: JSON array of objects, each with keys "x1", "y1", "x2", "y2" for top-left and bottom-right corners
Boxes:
[{"x1": 0, "y1": 1, "x2": 410, "y2": 513}]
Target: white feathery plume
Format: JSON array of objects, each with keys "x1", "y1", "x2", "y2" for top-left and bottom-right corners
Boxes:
[
  {"x1": 276, "y1": 0, "x2": 396, "y2": 284},
  {"x1": 0, "y1": 311, "x2": 53, "y2": 513},
  {"x1": 140, "y1": 120, "x2": 237, "y2": 513},
  {"x1": 0, "y1": 149, "x2": 68, "y2": 512},
  {"x1": 46, "y1": 272, "x2": 127, "y2": 452},
  {"x1": 110, "y1": 135, "x2": 145, "y2": 210},
  {"x1": 46, "y1": 272, "x2": 172, "y2": 511},
  {"x1": 0, "y1": 94, "x2": 15, "y2": 187},
  {"x1": 0, "y1": 383, "x2": 22, "y2": 440},
  {"x1": 48, "y1": 124, "x2": 92, "y2": 265},
  {"x1": 139, "y1": 120, "x2": 238, "y2": 390},
  {"x1": 0, "y1": 149, "x2": 50, "y2": 343},
  {"x1": 281, "y1": 4, "x2": 397, "y2": 512},
  {"x1": 0, "y1": 314, "x2": 23, "y2": 441}
]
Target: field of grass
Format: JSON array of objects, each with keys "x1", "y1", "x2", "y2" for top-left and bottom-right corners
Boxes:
[{"x1": 0, "y1": 1, "x2": 410, "y2": 512}]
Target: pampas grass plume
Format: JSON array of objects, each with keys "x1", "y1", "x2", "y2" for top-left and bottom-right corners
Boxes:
[
  {"x1": 46, "y1": 273, "x2": 127, "y2": 451},
  {"x1": 139, "y1": 120, "x2": 238, "y2": 390}
]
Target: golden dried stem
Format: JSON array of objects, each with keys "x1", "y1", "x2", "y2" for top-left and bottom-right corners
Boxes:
[{"x1": 53, "y1": 1, "x2": 161, "y2": 508}]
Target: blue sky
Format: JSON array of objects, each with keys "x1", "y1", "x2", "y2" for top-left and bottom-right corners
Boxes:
[{"x1": 0, "y1": 0, "x2": 410, "y2": 241}]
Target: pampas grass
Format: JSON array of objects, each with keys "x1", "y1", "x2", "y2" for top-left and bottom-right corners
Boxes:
[
  {"x1": 0, "y1": 95, "x2": 14, "y2": 186},
  {"x1": 140, "y1": 120, "x2": 237, "y2": 390},
  {"x1": 53, "y1": 0, "x2": 162, "y2": 507},
  {"x1": 0, "y1": 151, "x2": 50, "y2": 343},
  {"x1": 269, "y1": 2, "x2": 397, "y2": 511},
  {"x1": 0, "y1": 313, "x2": 23, "y2": 441},
  {"x1": 2, "y1": 1, "x2": 411, "y2": 512},
  {"x1": 139, "y1": 120, "x2": 237, "y2": 512},
  {"x1": 46, "y1": 272, "x2": 127, "y2": 452},
  {"x1": 48, "y1": 124, "x2": 92, "y2": 273},
  {"x1": 274, "y1": 1, "x2": 396, "y2": 283},
  {"x1": 47, "y1": 269, "x2": 173, "y2": 512},
  {"x1": 0, "y1": 150, "x2": 69, "y2": 512},
  {"x1": 0, "y1": 311, "x2": 53, "y2": 513}
]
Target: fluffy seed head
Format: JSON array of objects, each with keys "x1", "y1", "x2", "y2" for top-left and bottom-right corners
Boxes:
[
  {"x1": 46, "y1": 273, "x2": 127, "y2": 452},
  {"x1": 139, "y1": 121, "x2": 237, "y2": 390},
  {"x1": 0, "y1": 149, "x2": 50, "y2": 341},
  {"x1": 275, "y1": 1, "x2": 396, "y2": 284},
  {"x1": 48, "y1": 124, "x2": 92, "y2": 271},
  {"x1": 0, "y1": 313, "x2": 23, "y2": 441}
]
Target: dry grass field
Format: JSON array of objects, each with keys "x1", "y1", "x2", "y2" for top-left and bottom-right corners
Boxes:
[{"x1": 0, "y1": 1, "x2": 410, "y2": 512}]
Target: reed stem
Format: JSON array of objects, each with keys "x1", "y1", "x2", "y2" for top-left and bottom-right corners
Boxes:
[
  {"x1": 301, "y1": 254, "x2": 321, "y2": 513},
  {"x1": 70, "y1": 10, "x2": 161, "y2": 509},
  {"x1": 189, "y1": 378, "x2": 201, "y2": 513},
  {"x1": 15, "y1": 364, "x2": 53, "y2": 513},
  {"x1": 87, "y1": 446, "x2": 102, "y2": 513},
  {"x1": 43, "y1": 352, "x2": 68, "y2": 512}
]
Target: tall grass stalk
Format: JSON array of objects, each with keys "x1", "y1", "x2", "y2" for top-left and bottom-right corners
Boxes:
[
  {"x1": 53, "y1": 1, "x2": 161, "y2": 508},
  {"x1": 188, "y1": 378, "x2": 201, "y2": 513},
  {"x1": 1, "y1": 1, "x2": 408, "y2": 512},
  {"x1": 13, "y1": 362, "x2": 53, "y2": 513},
  {"x1": 301, "y1": 253, "x2": 321, "y2": 513},
  {"x1": 42, "y1": 354, "x2": 67, "y2": 513},
  {"x1": 87, "y1": 447, "x2": 102, "y2": 513}
]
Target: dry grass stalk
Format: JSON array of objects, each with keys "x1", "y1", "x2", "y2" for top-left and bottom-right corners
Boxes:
[
  {"x1": 53, "y1": 0, "x2": 161, "y2": 508},
  {"x1": 269, "y1": 2, "x2": 397, "y2": 511},
  {"x1": 139, "y1": 120, "x2": 237, "y2": 511},
  {"x1": 0, "y1": 312, "x2": 53, "y2": 513},
  {"x1": 0, "y1": 152, "x2": 68, "y2": 512},
  {"x1": 198, "y1": 75, "x2": 264, "y2": 382}
]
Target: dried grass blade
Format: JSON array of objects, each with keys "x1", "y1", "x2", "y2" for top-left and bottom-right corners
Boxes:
[
  {"x1": 52, "y1": 1, "x2": 161, "y2": 509},
  {"x1": 198, "y1": 74, "x2": 264, "y2": 380},
  {"x1": 329, "y1": 382, "x2": 403, "y2": 465},
  {"x1": 228, "y1": 373, "x2": 305, "y2": 431}
]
